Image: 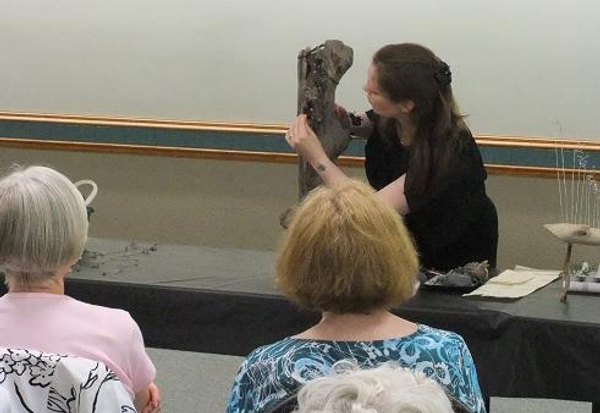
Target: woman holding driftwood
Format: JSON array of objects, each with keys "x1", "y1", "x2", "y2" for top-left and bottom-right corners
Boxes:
[{"x1": 286, "y1": 43, "x2": 498, "y2": 272}]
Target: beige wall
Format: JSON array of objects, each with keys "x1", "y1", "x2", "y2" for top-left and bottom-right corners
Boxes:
[
  {"x1": 2, "y1": 0, "x2": 599, "y2": 138},
  {"x1": 1, "y1": 147, "x2": 597, "y2": 270}
]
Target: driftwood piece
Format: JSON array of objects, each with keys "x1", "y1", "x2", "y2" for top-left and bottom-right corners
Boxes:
[
  {"x1": 297, "y1": 40, "x2": 354, "y2": 197},
  {"x1": 280, "y1": 40, "x2": 354, "y2": 228}
]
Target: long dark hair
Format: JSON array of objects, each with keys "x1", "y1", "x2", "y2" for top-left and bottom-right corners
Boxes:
[{"x1": 372, "y1": 43, "x2": 465, "y2": 195}]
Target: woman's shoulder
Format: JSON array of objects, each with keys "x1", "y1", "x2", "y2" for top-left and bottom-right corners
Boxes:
[
  {"x1": 228, "y1": 339, "x2": 317, "y2": 413},
  {"x1": 239, "y1": 337, "x2": 350, "y2": 383},
  {"x1": 455, "y1": 127, "x2": 481, "y2": 154},
  {"x1": 445, "y1": 126, "x2": 486, "y2": 179},
  {"x1": 66, "y1": 296, "x2": 129, "y2": 315},
  {"x1": 64, "y1": 297, "x2": 137, "y2": 328},
  {"x1": 242, "y1": 328, "x2": 468, "y2": 366},
  {"x1": 245, "y1": 326, "x2": 468, "y2": 352},
  {"x1": 409, "y1": 324, "x2": 469, "y2": 346},
  {"x1": 415, "y1": 323, "x2": 465, "y2": 338},
  {"x1": 244, "y1": 337, "x2": 325, "y2": 363}
]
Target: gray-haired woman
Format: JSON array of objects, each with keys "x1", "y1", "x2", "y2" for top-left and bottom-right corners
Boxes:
[
  {"x1": 294, "y1": 362, "x2": 456, "y2": 413},
  {"x1": 0, "y1": 165, "x2": 161, "y2": 413}
]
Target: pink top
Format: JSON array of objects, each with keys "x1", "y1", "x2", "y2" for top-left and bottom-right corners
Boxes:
[{"x1": 0, "y1": 293, "x2": 156, "y2": 398}]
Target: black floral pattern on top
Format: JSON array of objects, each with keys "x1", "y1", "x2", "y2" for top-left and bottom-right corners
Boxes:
[{"x1": 0, "y1": 348, "x2": 136, "y2": 413}]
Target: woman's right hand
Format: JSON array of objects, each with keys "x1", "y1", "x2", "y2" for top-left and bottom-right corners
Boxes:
[
  {"x1": 285, "y1": 114, "x2": 327, "y2": 165},
  {"x1": 285, "y1": 114, "x2": 349, "y2": 187},
  {"x1": 136, "y1": 382, "x2": 161, "y2": 413}
]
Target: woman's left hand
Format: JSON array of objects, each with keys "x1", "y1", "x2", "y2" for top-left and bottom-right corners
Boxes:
[{"x1": 285, "y1": 114, "x2": 326, "y2": 164}]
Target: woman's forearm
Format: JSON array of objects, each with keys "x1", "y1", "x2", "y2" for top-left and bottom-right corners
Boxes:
[
  {"x1": 306, "y1": 154, "x2": 349, "y2": 187},
  {"x1": 287, "y1": 114, "x2": 350, "y2": 188},
  {"x1": 378, "y1": 174, "x2": 410, "y2": 215}
]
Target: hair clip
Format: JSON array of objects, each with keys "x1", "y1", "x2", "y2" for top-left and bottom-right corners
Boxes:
[{"x1": 434, "y1": 61, "x2": 452, "y2": 88}]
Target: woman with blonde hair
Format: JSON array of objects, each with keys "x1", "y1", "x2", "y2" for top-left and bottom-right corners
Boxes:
[
  {"x1": 225, "y1": 180, "x2": 485, "y2": 413},
  {"x1": 0, "y1": 165, "x2": 160, "y2": 413}
]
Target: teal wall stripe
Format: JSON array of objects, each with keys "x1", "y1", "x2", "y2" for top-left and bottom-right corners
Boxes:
[
  {"x1": 1, "y1": 119, "x2": 599, "y2": 169},
  {"x1": 0, "y1": 119, "x2": 366, "y2": 156},
  {"x1": 479, "y1": 146, "x2": 600, "y2": 170}
]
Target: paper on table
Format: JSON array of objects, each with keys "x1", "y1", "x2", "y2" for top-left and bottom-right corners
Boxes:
[
  {"x1": 463, "y1": 268, "x2": 561, "y2": 298},
  {"x1": 513, "y1": 265, "x2": 561, "y2": 274},
  {"x1": 487, "y1": 271, "x2": 534, "y2": 285},
  {"x1": 515, "y1": 265, "x2": 600, "y2": 294}
]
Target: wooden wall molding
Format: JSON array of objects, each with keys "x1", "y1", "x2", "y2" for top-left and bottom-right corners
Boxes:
[{"x1": 0, "y1": 111, "x2": 285, "y2": 134}]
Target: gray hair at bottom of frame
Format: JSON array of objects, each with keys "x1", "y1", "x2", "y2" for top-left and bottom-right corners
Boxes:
[{"x1": 294, "y1": 360, "x2": 454, "y2": 413}]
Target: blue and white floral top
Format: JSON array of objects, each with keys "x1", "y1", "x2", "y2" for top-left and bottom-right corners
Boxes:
[{"x1": 225, "y1": 324, "x2": 486, "y2": 413}]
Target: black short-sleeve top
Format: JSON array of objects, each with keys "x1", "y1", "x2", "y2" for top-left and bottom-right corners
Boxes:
[{"x1": 364, "y1": 111, "x2": 498, "y2": 271}]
